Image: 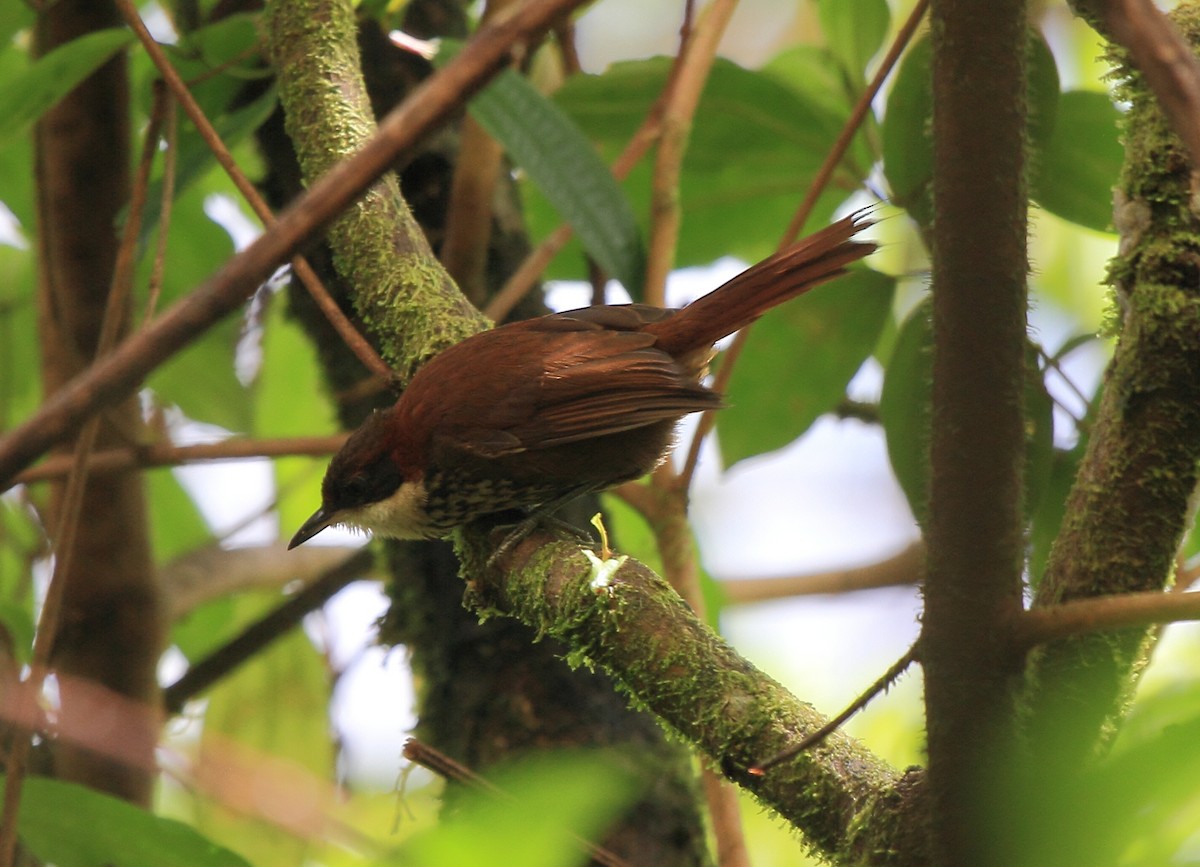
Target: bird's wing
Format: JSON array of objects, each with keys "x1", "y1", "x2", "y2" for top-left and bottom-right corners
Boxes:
[{"x1": 432, "y1": 315, "x2": 719, "y2": 458}]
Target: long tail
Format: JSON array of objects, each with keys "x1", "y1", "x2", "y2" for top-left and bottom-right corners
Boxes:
[{"x1": 646, "y1": 211, "x2": 877, "y2": 357}]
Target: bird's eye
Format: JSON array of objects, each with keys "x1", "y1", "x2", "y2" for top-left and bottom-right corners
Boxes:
[{"x1": 342, "y1": 474, "x2": 370, "y2": 502}]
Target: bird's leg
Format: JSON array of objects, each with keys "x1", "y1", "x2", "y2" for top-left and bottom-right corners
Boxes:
[{"x1": 485, "y1": 486, "x2": 597, "y2": 566}]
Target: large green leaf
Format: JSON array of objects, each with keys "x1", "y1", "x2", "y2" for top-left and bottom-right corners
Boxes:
[
  {"x1": 469, "y1": 68, "x2": 646, "y2": 296},
  {"x1": 138, "y1": 86, "x2": 278, "y2": 243},
  {"x1": 881, "y1": 37, "x2": 934, "y2": 225},
  {"x1": 194, "y1": 592, "x2": 334, "y2": 867},
  {"x1": 144, "y1": 180, "x2": 249, "y2": 432},
  {"x1": 11, "y1": 776, "x2": 250, "y2": 867},
  {"x1": 0, "y1": 244, "x2": 38, "y2": 425},
  {"x1": 879, "y1": 298, "x2": 1055, "y2": 526},
  {"x1": 146, "y1": 467, "x2": 213, "y2": 563},
  {"x1": 390, "y1": 751, "x2": 638, "y2": 867},
  {"x1": 1031, "y1": 90, "x2": 1122, "y2": 232},
  {"x1": 818, "y1": 0, "x2": 890, "y2": 82},
  {"x1": 0, "y1": 28, "x2": 134, "y2": 147},
  {"x1": 883, "y1": 32, "x2": 1059, "y2": 228},
  {"x1": 719, "y1": 267, "x2": 895, "y2": 465},
  {"x1": 763, "y1": 44, "x2": 857, "y2": 117},
  {"x1": 0, "y1": 500, "x2": 37, "y2": 663},
  {"x1": 527, "y1": 58, "x2": 868, "y2": 280},
  {"x1": 255, "y1": 295, "x2": 339, "y2": 537}
]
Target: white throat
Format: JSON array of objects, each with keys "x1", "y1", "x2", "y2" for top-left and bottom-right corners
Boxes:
[{"x1": 340, "y1": 479, "x2": 436, "y2": 540}]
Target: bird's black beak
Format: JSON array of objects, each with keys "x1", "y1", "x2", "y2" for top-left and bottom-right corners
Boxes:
[{"x1": 288, "y1": 507, "x2": 336, "y2": 549}]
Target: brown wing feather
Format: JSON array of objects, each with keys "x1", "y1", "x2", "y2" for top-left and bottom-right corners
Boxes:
[{"x1": 415, "y1": 320, "x2": 715, "y2": 458}]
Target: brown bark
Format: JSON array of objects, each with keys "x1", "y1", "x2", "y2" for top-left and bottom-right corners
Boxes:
[{"x1": 32, "y1": 0, "x2": 163, "y2": 804}]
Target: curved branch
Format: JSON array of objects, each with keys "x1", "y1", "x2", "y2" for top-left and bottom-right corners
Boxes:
[{"x1": 458, "y1": 525, "x2": 930, "y2": 865}]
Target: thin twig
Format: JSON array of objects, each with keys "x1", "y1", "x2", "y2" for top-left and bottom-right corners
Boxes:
[
  {"x1": 635, "y1": 4, "x2": 752, "y2": 862},
  {"x1": 1015, "y1": 589, "x2": 1200, "y2": 649},
  {"x1": 112, "y1": 0, "x2": 392, "y2": 381},
  {"x1": 163, "y1": 549, "x2": 374, "y2": 714},
  {"x1": 642, "y1": 0, "x2": 739, "y2": 308},
  {"x1": 440, "y1": 0, "x2": 516, "y2": 305},
  {"x1": 720, "y1": 540, "x2": 925, "y2": 604},
  {"x1": 678, "y1": 0, "x2": 929, "y2": 489},
  {"x1": 145, "y1": 86, "x2": 178, "y2": 322},
  {"x1": 750, "y1": 641, "x2": 920, "y2": 774},
  {"x1": 12, "y1": 434, "x2": 348, "y2": 486}
]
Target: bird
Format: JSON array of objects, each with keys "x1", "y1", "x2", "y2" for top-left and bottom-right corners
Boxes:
[{"x1": 288, "y1": 212, "x2": 876, "y2": 551}]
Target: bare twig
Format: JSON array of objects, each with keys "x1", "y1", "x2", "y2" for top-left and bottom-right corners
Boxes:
[
  {"x1": 0, "y1": 0, "x2": 594, "y2": 486},
  {"x1": 720, "y1": 540, "x2": 925, "y2": 604},
  {"x1": 642, "y1": 0, "x2": 739, "y2": 307},
  {"x1": 13, "y1": 434, "x2": 348, "y2": 485},
  {"x1": 1015, "y1": 589, "x2": 1200, "y2": 649},
  {"x1": 440, "y1": 0, "x2": 517, "y2": 305},
  {"x1": 634, "y1": 3, "x2": 753, "y2": 861},
  {"x1": 751, "y1": 642, "x2": 920, "y2": 773}
]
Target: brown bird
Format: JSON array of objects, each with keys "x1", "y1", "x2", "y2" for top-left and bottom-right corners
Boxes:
[{"x1": 288, "y1": 213, "x2": 876, "y2": 550}]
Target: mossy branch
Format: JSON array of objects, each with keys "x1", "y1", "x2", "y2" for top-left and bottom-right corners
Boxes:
[
  {"x1": 1022, "y1": 3, "x2": 1200, "y2": 770},
  {"x1": 457, "y1": 526, "x2": 931, "y2": 866},
  {"x1": 263, "y1": 0, "x2": 489, "y2": 382}
]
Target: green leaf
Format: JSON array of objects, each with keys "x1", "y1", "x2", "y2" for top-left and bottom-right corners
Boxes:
[
  {"x1": 529, "y1": 58, "x2": 866, "y2": 279},
  {"x1": 175, "y1": 12, "x2": 267, "y2": 81},
  {"x1": 144, "y1": 181, "x2": 250, "y2": 432},
  {"x1": 194, "y1": 592, "x2": 334, "y2": 867},
  {"x1": 391, "y1": 751, "x2": 639, "y2": 867},
  {"x1": 0, "y1": 243, "x2": 39, "y2": 425},
  {"x1": 881, "y1": 37, "x2": 933, "y2": 225},
  {"x1": 146, "y1": 468, "x2": 213, "y2": 563},
  {"x1": 0, "y1": 2, "x2": 33, "y2": 48},
  {"x1": 1031, "y1": 90, "x2": 1122, "y2": 232},
  {"x1": 172, "y1": 595, "x2": 238, "y2": 662},
  {"x1": 763, "y1": 44, "x2": 856, "y2": 117},
  {"x1": 818, "y1": 0, "x2": 890, "y2": 82},
  {"x1": 139, "y1": 86, "x2": 278, "y2": 241},
  {"x1": 0, "y1": 500, "x2": 37, "y2": 663},
  {"x1": 720, "y1": 267, "x2": 895, "y2": 465},
  {"x1": 879, "y1": 298, "x2": 1054, "y2": 526},
  {"x1": 11, "y1": 775, "x2": 251, "y2": 867},
  {"x1": 469, "y1": 68, "x2": 646, "y2": 296},
  {"x1": 1028, "y1": 35, "x2": 1062, "y2": 151},
  {"x1": 1028, "y1": 445, "x2": 1084, "y2": 585},
  {"x1": 255, "y1": 294, "x2": 338, "y2": 536},
  {"x1": 0, "y1": 28, "x2": 134, "y2": 147},
  {"x1": 883, "y1": 32, "x2": 1059, "y2": 228}
]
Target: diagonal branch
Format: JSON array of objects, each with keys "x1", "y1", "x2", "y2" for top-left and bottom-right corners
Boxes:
[
  {"x1": 0, "y1": 0, "x2": 594, "y2": 488},
  {"x1": 458, "y1": 525, "x2": 931, "y2": 865}
]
